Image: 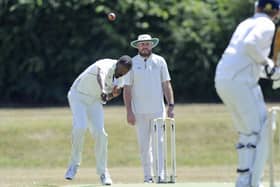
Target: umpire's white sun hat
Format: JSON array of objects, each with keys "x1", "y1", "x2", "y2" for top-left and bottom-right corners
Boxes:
[{"x1": 130, "y1": 34, "x2": 159, "y2": 48}]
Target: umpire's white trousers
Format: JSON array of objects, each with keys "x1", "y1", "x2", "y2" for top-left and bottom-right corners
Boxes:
[
  {"x1": 67, "y1": 88, "x2": 108, "y2": 175},
  {"x1": 135, "y1": 112, "x2": 165, "y2": 179}
]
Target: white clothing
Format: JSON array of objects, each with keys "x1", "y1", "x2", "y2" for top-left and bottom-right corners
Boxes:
[
  {"x1": 215, "y1": 12, "x2": 273, "y2": 135},
  {"x1": 214, "y1": 12, "x2": 275, "y2": 187},
  {"x1": 124, "y1": 53, "x2": 171, "y2": 179},
  {"x1": 124, "y1": 54, "x2": 171, "y2": 114},
  {"x1": 215, "y1": 80, "x2": 267, "y2": 134},
  {"x1": 66, "y1": 58, "x2": 123, "y2": 175},
  {"x1": 134, "y1": 112, "x2": 165, "y2": 178},
  {"x1": 215, "y1": 13, "x2": 275, "y2": 86},
  {"x1": 73, "y1": 59, "x2": 124, "y2": 98},
  {"x1": 67, "y1": 89, "x2": 108, "y2": 175}
]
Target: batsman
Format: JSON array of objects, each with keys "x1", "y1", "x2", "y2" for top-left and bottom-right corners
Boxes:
[{"x1": 215, "y1": 1, "x2": 280, "y2": 187}]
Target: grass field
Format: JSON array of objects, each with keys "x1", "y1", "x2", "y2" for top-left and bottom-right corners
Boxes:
[{"x1": 0, "y1": 104, "x2": 279, "y2": 187}]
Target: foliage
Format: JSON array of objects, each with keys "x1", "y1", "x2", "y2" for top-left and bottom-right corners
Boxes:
[{"x1": 1, "y1": 0, "x2": 277, "y2": 105}]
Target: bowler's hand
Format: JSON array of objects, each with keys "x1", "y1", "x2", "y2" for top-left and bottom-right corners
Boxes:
[
  {"x1": 127, "y1": 110, "x2": 136, "y2": 125},
  {"x1": 101, "y1": 92, "x2": 108, "y2": 103},
  {"x1": 167, "y1": 105, "x2": 174, "y2": 118}
]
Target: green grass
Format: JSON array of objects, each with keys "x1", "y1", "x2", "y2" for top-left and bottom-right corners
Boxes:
[
  {"x1": 0, "y1": 104, "x2": 229, "y2": 168},
  {"x1": 0, "y1": 104, "x2": 280, "y2": 168},
  {"x1": 0, "y1": 104, "x2": 280, "y2": 186}
]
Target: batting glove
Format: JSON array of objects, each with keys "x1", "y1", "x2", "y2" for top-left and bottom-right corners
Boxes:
[
  {"x1": 264, "y1": 59, "x2": 276, "y2": 79},
  {"x1": 101, "y1": 92, "x2": 108, "y2": 104},
  {"x1": 271, "y1": 67, "x2": 280, "y2": 80}
]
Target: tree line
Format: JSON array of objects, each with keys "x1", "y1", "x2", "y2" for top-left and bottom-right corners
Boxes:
[{"x1": 1, "y1": 0, "x2": 279, "y2": 105}]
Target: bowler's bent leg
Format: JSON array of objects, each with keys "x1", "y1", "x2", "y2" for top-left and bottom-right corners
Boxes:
[{"x1": 88, "y1": 102, "x2": 108, "y2": 175}]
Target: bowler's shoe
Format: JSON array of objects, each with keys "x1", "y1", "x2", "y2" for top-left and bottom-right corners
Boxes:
[{"x1": 65, "y1": 165, "x2": 78, "y2": 180}]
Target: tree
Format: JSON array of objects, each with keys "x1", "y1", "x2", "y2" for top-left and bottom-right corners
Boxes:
[{"x1": 1, "y1": 0, "x2": 267, "y2": 105}]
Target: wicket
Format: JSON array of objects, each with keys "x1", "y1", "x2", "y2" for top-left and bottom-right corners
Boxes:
[
  {"x1": 269, "y1": 106, "x2": 280, "y2": 187},
  {"x1": 152, "y1": 117, "x2": 176, "y2": 183}
]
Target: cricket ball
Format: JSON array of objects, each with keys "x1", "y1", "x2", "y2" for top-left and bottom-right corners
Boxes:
[{"x1": 107, "y1": 12, "x2": 116, "y2": 21}]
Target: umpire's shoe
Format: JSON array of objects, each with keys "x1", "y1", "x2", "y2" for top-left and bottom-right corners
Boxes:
[
  {"x1": 64, "y1": 165, "x2": 78, "y2": 180},
  {"x1": 100, "y1": 172, "x2": 112, "y2": 185}
]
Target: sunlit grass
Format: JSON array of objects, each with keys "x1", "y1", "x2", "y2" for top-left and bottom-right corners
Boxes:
[{"x1": 0, "y1": 104, "x2": 279, "y2": 169}]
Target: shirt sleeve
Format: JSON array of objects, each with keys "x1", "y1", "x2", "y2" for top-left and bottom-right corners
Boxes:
[
  {"x1": 160, "y1": 58, "x2": 171, "y2": 82},
  {"x1": 123, "y1": 70, "x2": 133, "y2": 86},
  {"x1": 115, "y1": 77, "x2": 125, "y2": 88},
  {"x1": 243, "y1": 21, "x2": 275, "y2": 64}
]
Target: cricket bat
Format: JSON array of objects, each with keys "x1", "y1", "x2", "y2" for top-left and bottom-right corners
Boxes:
[{"x1": 272, "y1": 27, "x2": 280, "y2": 89}]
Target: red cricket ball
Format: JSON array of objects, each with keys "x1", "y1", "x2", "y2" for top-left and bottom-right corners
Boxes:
[{"x1": 108, "y1": 12, "x2": 116, "y2": 21}]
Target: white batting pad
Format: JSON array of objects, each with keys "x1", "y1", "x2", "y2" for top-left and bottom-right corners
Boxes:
[
  {"x1": 251, "y1": 121, "x2": 270, "y2": 187},
  {"x1": 236, "y1": 134, "x2": 257, "y2": 173}
]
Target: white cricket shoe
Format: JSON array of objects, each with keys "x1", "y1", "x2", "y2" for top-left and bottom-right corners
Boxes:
[
  {"x1": 144, "y1": 176, "x2": 153, "y2": 183},
  {"x1": 65, "y1": 165, "x2": 78, "y2": 180},
  {"x1": 235, "y1": 176, "x2": 250, "y2": 187},
  {"x1": 236, "y1": 180, "x2": 250, "y2": 187},
  {"x1": 100, "y1": 172, "x2": 112, "y2": 185}
]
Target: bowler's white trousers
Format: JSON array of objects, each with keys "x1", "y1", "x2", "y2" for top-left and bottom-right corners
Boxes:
[
  {"x1": 67, "y1": 88, "x2": 108, "y2": 175},
  {"x1": 135, "y1": 112, "x2": 165, "y2": 179}
]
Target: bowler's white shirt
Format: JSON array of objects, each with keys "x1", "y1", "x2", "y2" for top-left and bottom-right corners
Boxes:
[
  {"x1": 124, "y1": 54, "x2": 171, "y2": 114},
  {"x1": 215, "y1": 13, "x2": 275, "y2": 85},
  {"x1": 72, "y1": 59, "x2": 124, "y2": 97}
]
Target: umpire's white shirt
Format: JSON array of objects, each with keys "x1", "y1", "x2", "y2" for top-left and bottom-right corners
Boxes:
[
  {"x1": 215, "y1": 13, "x2": 275, "y2": 85},
  {"x1": 124, "y1": 54, "x2": 171, "y2": 114},
  {"x1": 71, "y1": 59, "x2": 124, "y2": 101}
]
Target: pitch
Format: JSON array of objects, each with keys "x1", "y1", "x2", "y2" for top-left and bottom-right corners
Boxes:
[{"x1": 62, "y1": 183, "x2": 233, "y2": 187}]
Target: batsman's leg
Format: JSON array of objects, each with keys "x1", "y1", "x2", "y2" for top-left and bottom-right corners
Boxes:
[
  {"x1": 251, "y1": 119, "x2": 270, "y2": 187},
  {"x1": 235, "y1": 133, "x2": 257, "y2": 187},
  {"x1": 250, "y1": 87, "x2": 269, "y2": 187},
  {"x1": 216, "y1": 82, "x2": 267, "y2": 187}
]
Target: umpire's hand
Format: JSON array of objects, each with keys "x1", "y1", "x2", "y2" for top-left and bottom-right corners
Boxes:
[
  {"x1": 167, "y1": 105, "x2": 174, "y2": 118},
  {"x1": 127, "y1": 110, "x2": 136, "y2": 125}
]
